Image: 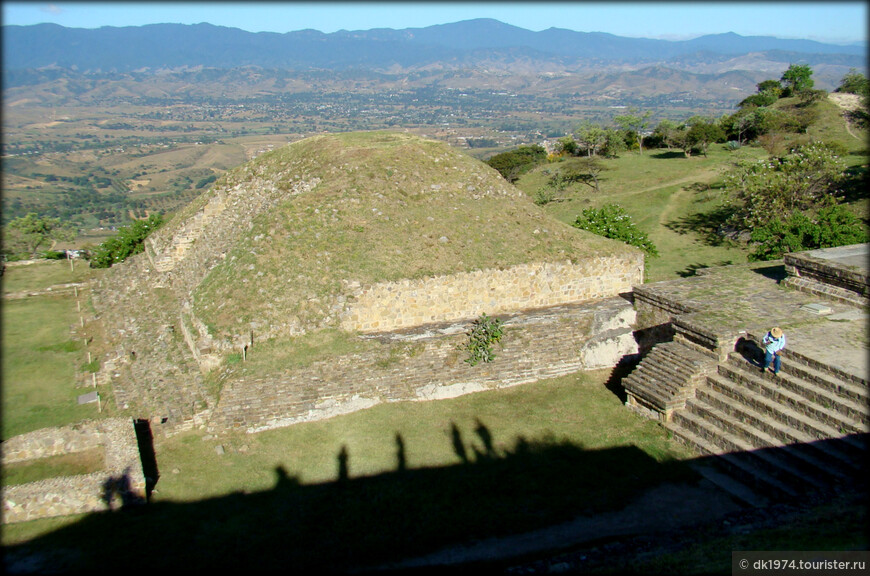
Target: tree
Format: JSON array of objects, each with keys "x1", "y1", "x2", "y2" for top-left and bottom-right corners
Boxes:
[
  {"x1": 553, "y1": 136, "x2": 578, "y2": 156},
  {"x1": 2, "y1": 213, "x2": 74, "y2": 259},
  {"x1": 781, "y1": 64, "x2": 814, "y2": 95},
  {"x1": 757, "y1": 79, "x2": 783, "y2": 95},
  {"x1": 600, "y1": 127, "x2": 628, "y2": 158},
  {"x1": 683, "y1": 116, "x2": 725, "y2": 157},
  {"x1": 535, "y1": 158, "x2": 610, "y2": 204},
  {"x1": 485, "y1": 145, "x2": 547, "y2": 182},
  {"x1": 724, "y1": 143, "x2": 847, "y2": 230},
  {"x1": 836, "y1": 69, "x2": 869, "y2": 96},
  {"x1": 613, "y1": 108, "x2": 652, "y2": 155},
  {"x1": 573, "y1": 122, "x2": 608, "y2": 157}
]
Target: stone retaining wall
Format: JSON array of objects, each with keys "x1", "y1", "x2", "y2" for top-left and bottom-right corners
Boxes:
[
  {"x1": 1, "y1": 418, "x2": 146, "y2": 523},
  {"x1": 341, "y1": 255, "x2": 643, "y2": 333},
  {"x1": 783, "y1": 244, "x2": 869, "y2": 307},
  {"x1": 209, "y1": 296, "x2": 638, "y2": 433}
]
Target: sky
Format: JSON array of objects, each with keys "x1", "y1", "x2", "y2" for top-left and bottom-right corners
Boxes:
[{"x1": 1, "y1": 1, "x2": 867, "y2": 45}]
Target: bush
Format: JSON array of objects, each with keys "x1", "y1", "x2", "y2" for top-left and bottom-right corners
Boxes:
[
  {"x1": 463, "y1": 313, "x2": 504, "y2": 366},
  {"x1": 748, "y1": 205, "x2": 868, "y2": 261},
  {"x1": 485, "y1": 145, "x2": 547, "y2": 182},
  {"x1": 573, "y1": 204, "x2": 659, "y2": 257},
  {"x1": 89, "y1": 214, "x2": 164, "y2": 268}
]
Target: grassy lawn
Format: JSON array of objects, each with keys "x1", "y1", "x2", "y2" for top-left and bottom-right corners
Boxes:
[
  {"x1": 515, "y1": 145, "x2": 765, "y2": 282},
  {"x1": 1, "y1": 261, "x2": 107, "y2": 439},
  {"x1": 2, "y1": 369, "x2": 703, "y2": 572}
]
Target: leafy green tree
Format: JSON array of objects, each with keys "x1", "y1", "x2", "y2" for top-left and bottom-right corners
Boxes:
[
  {"x1": 573, "y1": 122, "x2": 608, "y2": 157},
  {"x1": 781, "y1": 64, "x2": 814, "y2": 95},
  {"x1": 748, "y1": 205, "x2": 868, "y2": 261},
  {"x1": 836, "y1": 69, "x2": 869, "y2": 96},
  {"x1": 757, "y1": 79, "x2": 783, "y2": 95},
  {"x1": 738, "y1": 91, "x2": 780, "y2": 109},
  {"x1": 485, "y1": 145, "x2": 547, "y2": 182},
  {"x1": 573, "y1": 204, "x2": 658, "y2": 257},
  {"x1": 725, "y1": 143, "x2": 847, "y2": 230},
  {"x1": 2, "y1": 213, "x2": 75, "y2": 259},
  {"x1": 683, "y1": 116, "x2": 725, "y2": 157},
  {"x1": 89, "y1": 214, "x2": 163, "y2": 268},
  {"x1": 600, "y1": 127, "x2": 628, "y2": 158},
  {"x1": 613, "y1": 108, "x2": 652, "y2": 155},
  {"x1": 649, "y1": 119, "x2": 681, "y2": 150},
  {"x1": 553, "y1": 136, "x2": 578, "y2": 156}
]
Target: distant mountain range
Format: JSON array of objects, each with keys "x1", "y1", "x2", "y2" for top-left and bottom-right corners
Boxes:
[{"x1": 3, "y1": 19, "x2": 865, "y2": 73}]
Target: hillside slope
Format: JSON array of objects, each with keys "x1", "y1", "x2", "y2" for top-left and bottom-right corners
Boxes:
[{"x1": 91, "y1": 131, "x2": 634, "y2": 423}]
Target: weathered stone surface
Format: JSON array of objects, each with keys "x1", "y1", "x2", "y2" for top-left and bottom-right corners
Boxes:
[{"x1": 1, "y1": 418, "x2": 145, "y2": 524}]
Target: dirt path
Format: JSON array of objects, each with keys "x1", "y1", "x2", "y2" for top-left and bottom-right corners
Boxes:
[{"x1": 828, "y1": 92, "x2": 863, "y2": 140}]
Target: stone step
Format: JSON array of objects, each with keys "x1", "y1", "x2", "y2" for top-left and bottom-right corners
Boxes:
[
  {"x1": 666, "y1": 412, "x2": 813, "y2": 498},
  {"x1": 779, "y1": 358, "x2": 869, "y2": 406},
  {"x1": 655, "y1": 341, "x2": 716, "y2": 372},
  {"x1": 672, "y1": 408, "x2": 843, "y2": 496},
  {"x1": 684, "y1": 394, "x2": 853, "y2": 484},
  {"x1": 666, "y1": 421, "x2": 797, "y2": 499},
  {"x1": 630, "y1": 360, "x2": 690, "y2": 392},
  {"x1": 694, "y1": 384, "x2": 864, "y2": 471},
  {"x1": 745, "y1": 332, "x2": 867, "y2": 388},
  {"x1": 634, "y1": 356, "x2": 697, "y2": 388},
  {"x1": 726, "y1": 356, "x2": 869, "y2": 427},
  {"x1": 706, "y1": 372, "x2": 848, "y2": 443},
  {"x1": 715, "y1": 362, "x2": 867, "y2": 435}
]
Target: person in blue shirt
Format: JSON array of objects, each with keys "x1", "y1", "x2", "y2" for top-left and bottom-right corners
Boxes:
[{"x1": 761, "y1": 327, "x2": 786, "y2": 375}]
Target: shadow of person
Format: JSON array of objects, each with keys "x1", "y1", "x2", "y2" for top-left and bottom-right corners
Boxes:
[
  {"x1": 735, "y1": 336, "x2": 764, "y2": 367},
  {"x1": 273, "y1": 465, "x2": 300, "y2": 490},
  {"x1": 474, "y1": 418, "x2": 497, "y2": 460},
  {"x1": 450, "y1": 422, "x2": 469, "y2": 464},
  {"x1": 337, "y1": 445, "x2": 350, "y2": 483},
  {"x1": 100, "y1": 467, "x2": 144, "y2": 510},
  {"x1": 395, "y1": 433, "x2": 407, "y2": 472}
]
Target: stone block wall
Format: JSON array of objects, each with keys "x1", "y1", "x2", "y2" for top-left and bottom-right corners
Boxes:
[
  {"x1": 783, "y1": 244, "x2": 869, "y2": 307},
  {"x1": 1, "y1": 418, "x2": 146, "y2": 523},
  {"x1": 208, "y1": 296, "x2": 638, "y2": 434},
  {"x1": 341, "y1": 255, "x2": 643, "y2": 333}
]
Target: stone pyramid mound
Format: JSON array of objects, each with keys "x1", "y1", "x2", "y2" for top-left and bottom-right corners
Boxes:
[{"x1": 92, "y1": 131, "x2": 642, "y2": 428}]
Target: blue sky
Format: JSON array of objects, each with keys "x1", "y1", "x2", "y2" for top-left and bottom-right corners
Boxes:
[{"x1": 2, "y1": 2, "x2": 867, "y2": 44}]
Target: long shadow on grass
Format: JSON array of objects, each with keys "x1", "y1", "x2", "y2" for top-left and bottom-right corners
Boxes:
[
  {"x1": 664, "y1": 205, "x2": 738, "y2": 247},
  {"x1": 4, "y1": 424, "x2": 700, "y2": 574}
]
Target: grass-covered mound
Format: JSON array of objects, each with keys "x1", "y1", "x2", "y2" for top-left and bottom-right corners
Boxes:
[{"x1": 188, "y1": 131, "x2": 627, "y2": 341}]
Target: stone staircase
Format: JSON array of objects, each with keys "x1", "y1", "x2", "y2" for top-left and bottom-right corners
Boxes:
[{"x1": 660, "y1": 339, "x2": 868, "y2": 501}]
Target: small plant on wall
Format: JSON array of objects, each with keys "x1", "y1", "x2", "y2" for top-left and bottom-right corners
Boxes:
[{"x1": 463, "y1": 313, "x2": 504, "y2": 366}]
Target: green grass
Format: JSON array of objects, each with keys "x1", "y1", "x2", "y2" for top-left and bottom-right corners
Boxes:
[
  {"x1": 1, "y1": 259, "x2": 92, "y2": 294},
  {"x1": 515, "y1": 97, "x2": 869, "y2": 283},
  {"x1": 516, "y1": 145, "x2": 765, "y2": 281},
  {"x1": 1, "y1": 262, "x2": 107, "y2": 439},
  {"x1": 2, "y1": 448, "x2": 106, "y2": 486},
  {"x1": 2, "y1": 97, "x2": 867, "y2": 572},
  {"x1": 1, "y1": 369, "x2": 702, "y2": 572},
  {"x1": 188, "y1": 131, "x2": 628, "y2": 343}
]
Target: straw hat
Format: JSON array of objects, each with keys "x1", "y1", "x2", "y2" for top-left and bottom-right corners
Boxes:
[{"x1": 771, "y1": 327, "x2": 783, "y2": 338}]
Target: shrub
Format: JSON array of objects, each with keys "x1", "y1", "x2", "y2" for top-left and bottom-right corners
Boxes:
[
  {"x1": 748, "y1": 205, "x2": 868, "y2": 261},
  {"x1": 89, "y1": 214, "x2": 163, "y2": 268},
  {"x1": 463, "y1": 313, "x2": 504, "y2": 366},
  {"x1": 485, "y1": 145, "x2": 547, "y2": 182},
  {"x1": 573, "y1": 204, "x2": 659, "y2": 257}
]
